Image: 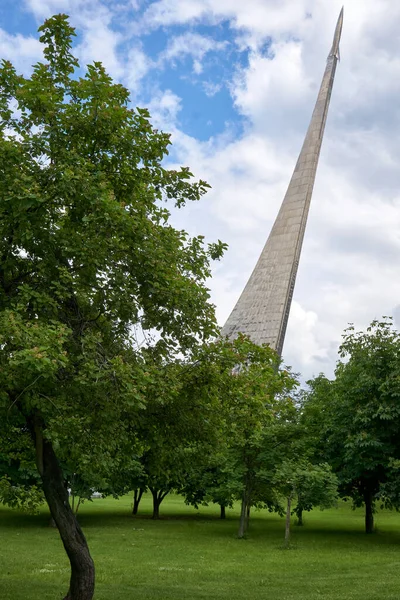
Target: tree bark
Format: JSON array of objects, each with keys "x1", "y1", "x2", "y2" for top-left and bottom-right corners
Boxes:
[
  {"x1": 220, "y1": 504, "x2": 226, "y2": 520},
  {"x1": 151, "y1": 489, "x2": 160, "y2": 519},
  {"x1": 32, "y1": 421, "x2": 95, "y2": 600},
  {"x1": 238, "y1": 493, "x2": 247, "y2": 539},
  {"x1": 296, "y1": 507, "x2": 303, "y2": 526},
  {"x1": 150, "y1": 488, "x2": 169, "y2": 519},
  {"x1": 238, "y1": 476, "x2": 251, "y2": 538},
  {"x1": 132, "y1": 488, "x2": 144, "y2": 515},
  {"x1": 364, "y1": 489, "x2": 374, "y2": 534},
  {"x1": 246, "y1": 503, "x2": 251, "y2": 531},
  {"x1": 285, "y1": 494, "x2": 292, "y2": 547}
]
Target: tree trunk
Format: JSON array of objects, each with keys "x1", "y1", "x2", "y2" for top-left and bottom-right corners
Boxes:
[
  {"x1": 152, "y1": 492, "x2": 160, "y2": 520},
  {"x1": 32, "y1": 422, "x2": 95, "y2": 600},
  {"x1": 364, "y1": 489, "x2": 374, "y2": 534},
  {"x1": 246, "y1": 504, "x2": 251, "y2": 531},
  {"x1": 238, "y1": 476, "x2": 251, "y2": 539},
  {"x1": 238, "y1": 493, "x2": 247, "y2": 539},
  {"x1": 220, "y1": 504, "x2": 226, "y2": 519},
  {"x1": 296, "y1": 507, "x2": 303, "y2": 526},
  {"x1": 284, "y1": 494, "x2": 292, "y2": 547},
  {"x1": 75, "y1": 497, "x2": 82, "y2": 515},
  {"x1": 132, "y1": 488, "x2": 144, "y2": 515},
  {"x1": 150, "y1": 488, "x2": 169, "y2": 519}
]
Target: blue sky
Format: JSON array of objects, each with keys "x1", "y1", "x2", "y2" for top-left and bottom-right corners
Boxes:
[
  {"x1": 1, "y1": 1, "x2": 247, "y2": 140},
  {"x1": 2, "y1": 0, "x2": 400, "y2": 380}
]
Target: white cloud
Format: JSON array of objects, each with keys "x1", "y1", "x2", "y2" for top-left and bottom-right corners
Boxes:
[
  {"x1": 0, "y1": 29, "x2": 42, "y2": 73},
  {"x1": 231, "y1": 40, "x2": 313, "y2": 135},
  {"x1": 25, "y1": 0, "x2": 153, "y2": 89},
  {"x1": 10, "y1": 0, "x2": 400, "y2": 380},
  {"x1": 147, "y1": 89, "x2": 182, "y2": 128},
  {"x1": 158, "y1": 32, "x2": 227, "y2": 74},
  {"x1": 76, "y1": 18, "x2": 125, "y2": 79},
  {"x1": 140, "y1": 0, "x2": 311, "y2": 40},
  {"x1": 202, "y1": 81, "x2": 222, "y2": 97}
]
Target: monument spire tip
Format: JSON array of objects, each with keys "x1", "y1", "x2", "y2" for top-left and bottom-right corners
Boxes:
[{"x1": 328, "y1": 6, "x2": 344, "y2": 61}]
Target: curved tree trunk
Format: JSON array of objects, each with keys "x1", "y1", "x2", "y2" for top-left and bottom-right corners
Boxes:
[
  {"x1": 132, "y1": 488, "x2": 144, "y2": 515},
  {"x1": 32, "y1": 421, "x2": 95, "y2": 600},
  {"x1": 150, "y1": 488, "x2": 169, "y2": 519},
  {"x1": 364, "y1": 489, "x2": 374, "y2": 534}
]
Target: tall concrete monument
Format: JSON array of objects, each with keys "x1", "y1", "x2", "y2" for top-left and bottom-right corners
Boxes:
[{"x1": 221, "y1": 8, "x2": 344, "y2": 356}]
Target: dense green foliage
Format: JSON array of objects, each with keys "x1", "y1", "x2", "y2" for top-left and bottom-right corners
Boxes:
[
  {"x1": 303, "y1": 319, "x2": 400, "y2": 533},
  {"x1": 0, "y1": 14, "x2": 227, "y2": 600}
]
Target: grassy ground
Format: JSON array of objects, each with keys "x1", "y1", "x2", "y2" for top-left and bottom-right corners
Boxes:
[{"x1": 1, "y1": 494, "x2": 400, "y2": 599}]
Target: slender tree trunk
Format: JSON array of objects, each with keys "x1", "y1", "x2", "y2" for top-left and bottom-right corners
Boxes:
[
  {"x1": 246, "y1": 504, "x2": 251, "y2": 531},
  {"x1": 75, "y1": 497, "x2": 82, "y2": 515},
  {"x1": 32, "y1": 420, "x2": 95, "y2": 600},
  {"x1": 220, "y1": 504, "x2": 226, "y2": 520},
  {"x1": 364, "y1": 489, "x2": 374, "y2": 534},
  {"x1": 132, "y1": 488, "x2": 144, "y2": 515},
  {"x1": 238, "y1": 474, "x2": 252, "y2": 538},
  {"x1": 238, "y1": 492, "x2": 247, "y2": 539},
  {"x1": 285, "y1": 494, "x2": 292, "y2": 547}
]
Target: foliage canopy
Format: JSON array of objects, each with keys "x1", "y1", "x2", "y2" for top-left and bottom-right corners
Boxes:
[{"x1": 0, "y1": 13, "x2": 226, "y2": 600}]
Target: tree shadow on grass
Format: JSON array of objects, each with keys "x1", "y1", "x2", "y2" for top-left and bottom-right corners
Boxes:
[
  {"x1": 0, "y1": 509, "x2": 50, "y2": 529},
  {"x1": 3, "y1": 505, "x2": 400, "y2": 549},
  {"x1": 294, "y1": 524, "x2": 400, "y2": 548}
]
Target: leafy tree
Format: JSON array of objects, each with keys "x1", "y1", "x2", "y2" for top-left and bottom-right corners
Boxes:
[
  {"x1": 0, "y1": 14, "x2": 226, "y2": 600},
  {"x1": 181, "y1": 448, "x2": 240, "y2": 519},
  {"x1": 227, "y1": 356, "x2": 298, "y2": 539},
  {"x1": 304, "y1": 319, "x2": 400, "y2": 533},
  {"x1": 293, "y1": 463, "x2": 338, "y2": 526},
  {"x1": 180, "y1": 335, "x2": 299, "y2": 538},
  {"x1": 270, "y1": 460, "x2": 337, "y2": 546},
  {"x1": 131, "y1": 356, "x2": 227, "y2": 519}
]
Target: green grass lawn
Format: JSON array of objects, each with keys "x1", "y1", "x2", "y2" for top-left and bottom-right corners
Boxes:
[{"x1": 1, "y1": 494, "x2": 400, "y2": 599}]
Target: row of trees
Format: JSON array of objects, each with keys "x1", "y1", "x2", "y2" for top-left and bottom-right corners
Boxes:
[
  {"x1": 116, "y1": 317, "x2": 400, "y2": 544},
  {"x1": 2, "y1": 14, "x2": 400, "y2": 600}
]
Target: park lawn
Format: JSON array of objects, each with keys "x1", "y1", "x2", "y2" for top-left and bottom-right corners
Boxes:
[{"x1": 1, "y1": 495, "x2": 400, "y2": 599}]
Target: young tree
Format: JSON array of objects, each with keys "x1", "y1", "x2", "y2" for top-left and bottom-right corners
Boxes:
[
  {"x1": 270, "y1": 460, "x2": 337, "y2": 545},
  {"x1": 0, "y1": 15, "x2": 226, "y2": 600}
]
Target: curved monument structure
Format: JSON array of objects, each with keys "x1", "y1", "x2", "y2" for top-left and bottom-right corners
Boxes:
[{"x1": 221, "y1": 8, "x2": 344, "y2": 356}]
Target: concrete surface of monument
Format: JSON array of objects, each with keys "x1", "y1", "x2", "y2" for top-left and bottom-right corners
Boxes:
[{"x1": 221, "y1": 8, "x2": 344, "y2": 356}]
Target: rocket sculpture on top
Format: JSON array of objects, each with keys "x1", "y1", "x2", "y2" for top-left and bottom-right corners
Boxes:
[{"x1": 221, "y1": 8, "x2": 344, "y2": 356}]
